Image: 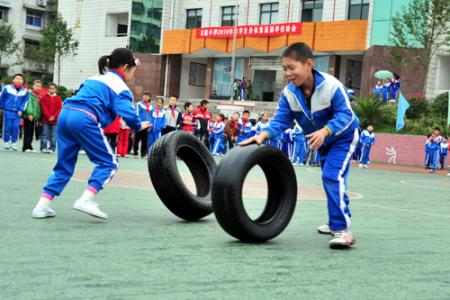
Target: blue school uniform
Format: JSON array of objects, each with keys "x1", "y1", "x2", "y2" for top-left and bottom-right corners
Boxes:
[
  {"x1": 148, "y1": 107, "x2": 166, "y2": 150},
  {"x1": 429, "y1": 136, "x2": 442, "y2": 170},
  {"x1": 280, "y1": 128, "x2": 294, "y2": 159},
  {"x1": 391, "y1": 79, "x2": 400, "y2": 100},
  {"x1": 382, "y1": 82, "x2": 392, "y2": 102},
  {"x1": 211, "y1": 121, "x2": 225, "y2": 156},
  {"x1": 373, "y1": 84, "x2": 383, "y2": 101},
  {"x1": 136, "y1": 100, "x2": 153, "y2": 122},
  {"x1": 41, "y1": 70, "x2": 142, "y2": 197},
  {"x1": 263, "y1": 69, "x2": 359, "y2": 231},
  {"x1": 359, "y1": 129, "x2": 375, "y2": 165},
  {"x1": 439, "y1": 140, "x2": 448, "y2": 169},
  {"x1": 292, "y1": 125, "x2": 306, "y2": 164},
  {"x1": 237, "y1": 118, "x2": 253, "y2": 143},
  {"x1": 424, "y1": 139, "x2": 432, "y2": 167},
  {"x1": 0, "y1": 84, "x2": 29, "y2": 144}
]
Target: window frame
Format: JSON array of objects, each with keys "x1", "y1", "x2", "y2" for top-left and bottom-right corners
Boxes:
[
  {"x1": 26, "y1": 9, "x2": 44, "y2": 29},
  {"x1": 186, "y1": 8, "x2": 202, "y2": 29},
  {"x1": 259, "y1": 2, "x2": 279, "y2": 25},
  {"x1": 221, "y1": 6, "x2": 236, "y2": 27},
  {"x1": 347, "y1": 0, "x2": 369, "y2": 20},
  {"x1": 301, "y1": 0, "x2": 323, "y2": 22}
]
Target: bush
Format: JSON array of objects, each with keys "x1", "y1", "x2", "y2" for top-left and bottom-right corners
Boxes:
[
  {"x1": 57, "y1": 85, "x2": 73, "y2": 101},
  {"x1": 353, "y1": 96, "x2": 384, "y2": 128},
  {"x1": 431, "y1": 92, "x2": 449, "y2": 119},
  {"x1": 405, "y1": 96, "x2": 429, "y2": 119}
]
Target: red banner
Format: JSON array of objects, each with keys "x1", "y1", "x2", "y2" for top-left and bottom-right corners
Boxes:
[{"x1": 196, "y1": 22, "x2": 302, "y2": 39}]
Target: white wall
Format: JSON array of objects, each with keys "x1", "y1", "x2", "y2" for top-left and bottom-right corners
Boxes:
[
  {"x1": 57, "y1": 0, "x2": 130, "y2": 89},
  {"x1": 179, "y1": 57, "x2": 207, "y2": 100}
]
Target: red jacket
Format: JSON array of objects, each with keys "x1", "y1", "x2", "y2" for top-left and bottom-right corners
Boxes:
[
  {"x1": 103, "y1": 116, "x2": 121, "y2": 134},
  {"x1": 40, "y1": 93, "x2": 62, "y2": 125},
  {"x1": 181, "y1": 112, "x2": 195, "y2": 132}
]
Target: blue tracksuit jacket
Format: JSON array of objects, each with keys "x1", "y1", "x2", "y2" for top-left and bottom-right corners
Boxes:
[
  {"x1": 0, "y1": 84, "x2": 29, "y2": 143},
  {"x1": 359, "y1": 129, "x2": 375, "y2": 165}
]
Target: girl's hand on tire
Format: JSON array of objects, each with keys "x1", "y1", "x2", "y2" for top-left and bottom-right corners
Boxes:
[{"x1": 140, "y1": 121, "x2": 151, "y2": 131}]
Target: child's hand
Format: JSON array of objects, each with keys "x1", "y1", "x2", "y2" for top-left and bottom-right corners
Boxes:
[
  {"x1": 306, "y1": 128, "x2": 329, "y2": 150},
  {"x1": 28, "y1": 115, "x2": 34, "y2": 122},
  {"x1": 140, "y1": 121, "x2": 151, "y2": 131},
  {"x1": 240, "y1": 133, "x2": 268, "y2": 146},
  {"x1": 17, "y1": 111, "x2": 22, "y2": 117}
]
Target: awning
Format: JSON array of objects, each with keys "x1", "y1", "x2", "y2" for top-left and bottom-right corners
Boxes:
[{"x1": 0, "y1": 1, "x2": 13, "y2": 9}]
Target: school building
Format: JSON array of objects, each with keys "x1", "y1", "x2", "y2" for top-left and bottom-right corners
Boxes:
[{"x1": 54, "y1": 0, "x2": 448, "y2": 103}]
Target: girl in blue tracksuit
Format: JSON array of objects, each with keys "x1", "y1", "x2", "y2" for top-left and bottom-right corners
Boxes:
[
  {"x1": 424, "y1": 134, "x2": 432, "y2": 168},
  {"x1": 359, "y1": 125, "x2": 375, "y2": 168},
  {"x1": 237, "y1": 110, "x2": 253, "y2": 143},
  {"x1": 134, "y1": 92, "x2": 153, "y2": 157},
  {"x1": 256, "y1": 112, "x2": 270, "y2": 145},
  {"x1": 211, "y1": 113, "x2": 225, "y2": 156},
  {"x1": 382, "y1": 79, "x2": 392, "y2": 102},
  {"x1": 373, "y1": 80, "x2": 383, "y2": 101},
  {"x1": 391, "y1": 74, "x2": 401, "y2": 101},
  {"x1": 241, "y1": 43, "x2": 359, "y2": 248},
  {"x1": 292, "y1": 124, "x2": 306, "y2": 165},
  {"x1": 280, "y1": 127, "x2": 294, "y2": 159},
  {"x1": 429, "y1": 128, "x2": 443, "y2": 173},
  {"x1": 440, "y1": 137, "x2": 448, "y2": 170},
  {"x1": 148, "y1": 96, "x2": 166, "y2": 151},
  {"x1": 32, "y1": 48, "x2": 150, "y2": 220},
  {"x1": 0, "y1": 74, "x2": 29, "y2": 151}
]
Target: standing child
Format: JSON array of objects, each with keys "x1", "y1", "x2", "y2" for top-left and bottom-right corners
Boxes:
[
  {"x1": 424, "y1": 133, "x2": 432, "y2": 169},
  {"x1": 237, "y1": 110, "x2": 253, "y2": 143},
  {"x1": 292, "y1": 123, "x2": 306, "y2": 165},
  {"x1": 32, "y1": 48, "x2": 150, "y2": 219},
  {"x1": 256, "y1": 112, "x2": 270, "y2": 135},
  {"x1": 181, "y1": 102, "x2": 195, "y2": 133},
  {"x1": 382, "y1": 79, "x2": 392, "y2": 103},
  {"x1": 224, "y1": 112, "x2": 240, "y2": 150},
  {"x1": 40, "y1": 83, "x2": 62, "y2": 153},
  {"x1": 211, "y1": 113, "x2": 225, "y2": 156},
  {"x1": 391, "y1": 74, "x2": 401, "y2": 101},
  {"x1": 134, "y1": 91, "x2": 152, "y2": 158},
  {"x1": 280, "y1": 126, "x2": 294, "y2": 159},
  {"x1": 103, "y1": 116, "x2": 121, "y2": 153},
  {"x1": 193, "y1": 100, "x2": 212, "y2": 148},
  {"x1": 163, "y1": 95, "x2": 182, "y2": 134},
  {"x1": 148, "y1": 96, "x2": 166, "y2": 151},
  {"x1": 0, "y1": 74, "x2": 29, "y2": 151},
  {"x1": 23, "y1": 80, "x2": 42, "y2": 152},
  {"x1": 241, "y1": 42, "x2": 359, "y2": 248},
  {"x1": 439, "y1": 137, "x2": 448, "y2": 170},
  {"x1": 359, "y1": 124, "x2": 375, "y2": 168},
  {"x1": 117, "y1": 117, "x2": 130, "y2": 158},
  {"x1": 373, "y1": 80, "x2": 383, "y2": 101},
  {"x1": 429, "y1": 127, "x2": 443, "y2": 173}
]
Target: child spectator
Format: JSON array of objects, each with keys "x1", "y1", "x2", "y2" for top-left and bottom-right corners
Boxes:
[
  {"x1": 292, "y1": 123, "x2": 306, "y2": 165},
  {"x1": 103, "y1": 116, "x2": 121, "y2": 153},
  {"x1": 0, "y1": 74, "x2": 29, "y2": 151},
  {"x1": 391, "y1": 74, "x2": 401, "y2": 101},
  {"x1": 439, "y1": 137, "x2": 448, "y2": 170},
  {"x1": 424, "y1": 133, "x2": 432, "y2": 169},
  {"x1": 148, "y1": 96, "x2": 166, "y2": 151},
  {"x1": 234, "y1": 80, "x2": 241, "y2": 100},
  {"x1": 256, "y1": 112, "x2": 270, "y2": 135},
  {"x1": 241, "y1": 77, "x2": 248, "y2": 101},
  {"x1": 117, "y1": 117, "x2": 130, "y2": 158},
  {"x1": 280, "y1": 126, "x2": 294, "y2": 159},
  {"x1": 359, "y1": 124, "x2": 375, "y2": 168},
  {"x1": 181, "y1": 102, "x2": 195, "y2": 133},
  {"x1": 250, "y1": 119, "x2": 257, "y2": 137},
  {"x1": 382, "y1": 79, "x2": 392, "y2": 103},
  {"x1": 373, "y1": 80, "x2": 383, "y2": 101},
  {"x1": 211, "y1": 113, "x2": 225, "y2": 156},
  {"x1": 23, "y1": 80, "x2": 42, "y2": 152},
  {"x1": 163, "y1": 95, "x2": 182, "y2": 134},
  {"x1": 429, "y1": 127, "x2": 443, "y2": 173},
  {"x1": 224, "y1": 112, "x2": 240, "y2": 150},
  {"x1": 40, "y1": 83, "x2": 62, "y2": 153},
  {"x1": 193, "y1": 100, "x2": 212, "y2": 148},
  {"x1": 32, "y1": 48, "x2": 150, "y2": 219},
  {"x1": 134, "y1": 92, "x2": 152, "y2": 158},
  {"x1": 237, "y1": 110, "x2": 253, "y2": 143}
]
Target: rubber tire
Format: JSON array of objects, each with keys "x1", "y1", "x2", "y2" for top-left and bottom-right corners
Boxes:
[
  {"x1": 212, "y1": 144, "x2": 297, "y2": 243},
  {"x1": 148, "y1": 131, "x2": 216, "y2": 221}
]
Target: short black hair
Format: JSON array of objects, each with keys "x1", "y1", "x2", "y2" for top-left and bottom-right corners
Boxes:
[
  {"x1": 434, "y1": 127, "x2": 441, "y2": 132},
  {"x1": 184, "y1": 102, "x2": 192, "y2": 110},
  {"x1": 13, "y1": 73, "x2": 24, "y2": 81},
  {"x1": 200, "y1": 99, "x2": 209, "y2": 106},
  {"x1": 282, "y1": 42, "x2": 313, "y2": 63},
  {"x1": 243, "y1": 110, "x2": 250, "y2": 115},
  {"x1": 32, "y1": 80, "x2": 42, "y2": 86},
  {"x1": 143, "y1": 91, "x2": 151, "y2": 96},
  {"x1": 156, "y1": 96, "x2": 164, "y2": 104},
  {"x1": 47, "y1": 82, "x2": 57, "y2": 89}
]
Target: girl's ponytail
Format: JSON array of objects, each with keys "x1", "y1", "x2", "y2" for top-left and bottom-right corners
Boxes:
[{"x1": 98, "y1": 55, "x2": 109, "y2": 75}]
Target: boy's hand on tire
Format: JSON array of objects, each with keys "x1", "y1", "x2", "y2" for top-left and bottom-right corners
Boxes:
[
  {"x1": 140, "y1": 121, "x2": 151, "y2": 131},
  {"x1": 306, "y1": 128, "x2": 329, "y2": 150},
  {"x1": 239, "y1": 133, "x2": 268, "y2": 146}
]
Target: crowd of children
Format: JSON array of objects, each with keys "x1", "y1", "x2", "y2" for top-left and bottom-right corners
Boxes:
[
  {"x1": 424, "y1": 127, "x2": 449, "y2": 175},
  {"x1": 373, "y1": 74, "x2": 401, "y2": 102},
  {"x1": 0, "y1": 75, "x2": 62, "y2": 153}
]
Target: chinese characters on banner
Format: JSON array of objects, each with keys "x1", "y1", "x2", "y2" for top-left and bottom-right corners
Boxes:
[{"x1": 196, "y1": 23, "x2": 303, "y2": 39}]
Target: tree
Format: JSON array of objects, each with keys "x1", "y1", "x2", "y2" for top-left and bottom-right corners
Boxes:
[
  {"x1": 36, "y1": 14, "x2": 79, "y2": 86},
  {"x1": 389, "y1": 0, "x2": 450, "y2": 96},
  {"x1": 0, "y1": 21, "x2": 21, "y2": 69}
]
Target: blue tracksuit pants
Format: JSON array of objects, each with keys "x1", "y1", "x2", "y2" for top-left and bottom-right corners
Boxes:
[
  {"x1": 148, "y1": 130, "x2": 162, "y2": 151},
  {"x1": 3, "y1": 111, "x2": 21, "y2": 144},
  {"x1": 212, "y1": 137, "x2": 224, "y2": 155},
  {"x1": 43, "y1": 108, "x2": 119, "y2": 197},
  {"x1": 440, "y1": 153, "x2": 447, "y2": 169},
  {"x1": 429, "y1": 148, "x2": 440, "y2": 170},
  {"x1": 319, "y1": 129, "x2": 359, "y2": 231},
  {"x1": 292, "y1": 141, "x2": 306, "y2": 164},
  {"x1": 360, "y1": 144, "x2": 372, "y2": 165}
]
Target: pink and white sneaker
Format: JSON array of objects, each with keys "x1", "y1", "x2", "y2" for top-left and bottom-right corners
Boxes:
[{"x1": 329, "y1": 230, "x2": 356, "y2": 249}]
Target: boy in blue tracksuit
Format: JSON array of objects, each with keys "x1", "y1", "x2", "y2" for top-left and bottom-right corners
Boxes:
[
  {"x1": 237, "y1": 110, "x2": 253, "y2": 143},
  {"x1": 429, "y1": 128, "x2": 442, "y2": 173},
  {"x1": 0, "y1": 74, "x2": 29, "y2": 151},
  {"x1": 134, "y1": 92, "x2": 153, "y2": 157},
  {"x1": 373, "y1": 80, "x2": 383, "y2": 101},
  {"x1": 382, "y1": 79, "x2": 392, "y2": 103},
  {"x1": 241, "y1": 43, "x2": 359, "y2": 248},
  {"x1": 439, "y1": 137, "x2": 448, "y2": 170},
  {"x1": 211, "y1": 113, "x2": 225, "y2": 156},
  {"x1": 359, "y1": 124, "x2": 375, "y2": 168},
  {"x1": 292, "y1": 123, "x2": 306, "y2": 165},
  {"x1": 424, "y1": 134, "x2": 432, "y2": 168},
  {"x1": 32, "y1": 48, "x2": 150, "y2": 219},
  {"x1": 280, "y1": 127, "x2": 294, "y2": 159},
  {"x1": 148, "y1": 96, "x2": 166, "y2": 150}
]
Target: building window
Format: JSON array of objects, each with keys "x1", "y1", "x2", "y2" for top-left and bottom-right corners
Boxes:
[
  {"x1": 24, "y1": 39, "x2": 40, "y2": 59},
  {"x1": 221, "y1": 6, "x2": 236, "y2": 27},
  {"x1": 348, "y1": 0, "x2": 369, "y2": 20},
  {"x1": 259, "y1": 3, "x2": 279, "y2": 24},
  {"x1": 26, "y1": 9, "x2": 44, "y2": 28},
  {"x1": 186, "y1": 9, "x2": 202, "y2": 29},
  {"x1": 301, "y1": 0, "x2": 323, "y2": 22},
  {"x1": 106, "y1": 13, "x2": 129, "y2": 37},
  {"x1": 0, "y1": 7, "x2": 8, "y2": 21}
]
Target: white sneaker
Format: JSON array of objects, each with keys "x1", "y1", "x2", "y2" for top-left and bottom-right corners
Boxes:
[
  {"x1": 317, "y1": 224, "x2": 332, "y2": 235},
  {"x1": 329, "y1": 230, "x2": 356, "y2": 249},
  {"x1": 4, "y1": 142, "x2": 10, "y2": 149},
  {"x1": 79, "y1": 150, "x2": 86, "y2": 155},
  {"x1": 11, "y1": 143, "x2": 18, "y2": 151},
  {"x1": 299, "y1": 163, "x2": 305, "y2": 166},
  {"x1": 41, "y1": 149, "x2": 48, "y2": 153},
  {"x1": 447, "y1": 173, "x2": 450, "y2": 177},
  {"x1": 49, "y1": 149, "x2": 55, "y2": 154},
  {"x1": 32, "y1": 206, "x2": 56, "y2": 218},
  {"x1": 31, "y1": 149, "x2": 37, "y2": 153},
  {"x1": 73, "y1": 199, "x2": 108, "y2": 219},
  {"x1": 25, "y1": 149, "x2": 32, "y2": 153},
  {"x1": 363, "y1": 164, "x2": 368, "y2": 169},
  {"x1": 292, "y1": 162, "x2": 298, "y2": 166},
  {"x1": 359, "y1": 164, "x2": 363, "y2": 168}
]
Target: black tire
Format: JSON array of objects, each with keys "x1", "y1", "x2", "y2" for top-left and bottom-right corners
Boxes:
[
  {"x1": 148, "y1": 131, "x2": 216, "y2": 221},
  {"x1": 212, "y1": 144, "x2": 297, "y2": 243}
]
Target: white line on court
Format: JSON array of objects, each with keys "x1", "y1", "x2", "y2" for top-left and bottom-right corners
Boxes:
[{"x1": 352, "y1": 202, "x2": 450, "y2": 219}]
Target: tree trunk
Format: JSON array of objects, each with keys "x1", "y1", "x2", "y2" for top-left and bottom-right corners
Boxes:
[{"x1": 57, "y1": 55, "x2": 61, "y2": 86}]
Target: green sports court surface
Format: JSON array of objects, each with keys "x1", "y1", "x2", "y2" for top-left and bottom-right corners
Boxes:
[{"x1": 1, "y1": 145, "x2": 450, "y2": 299}]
